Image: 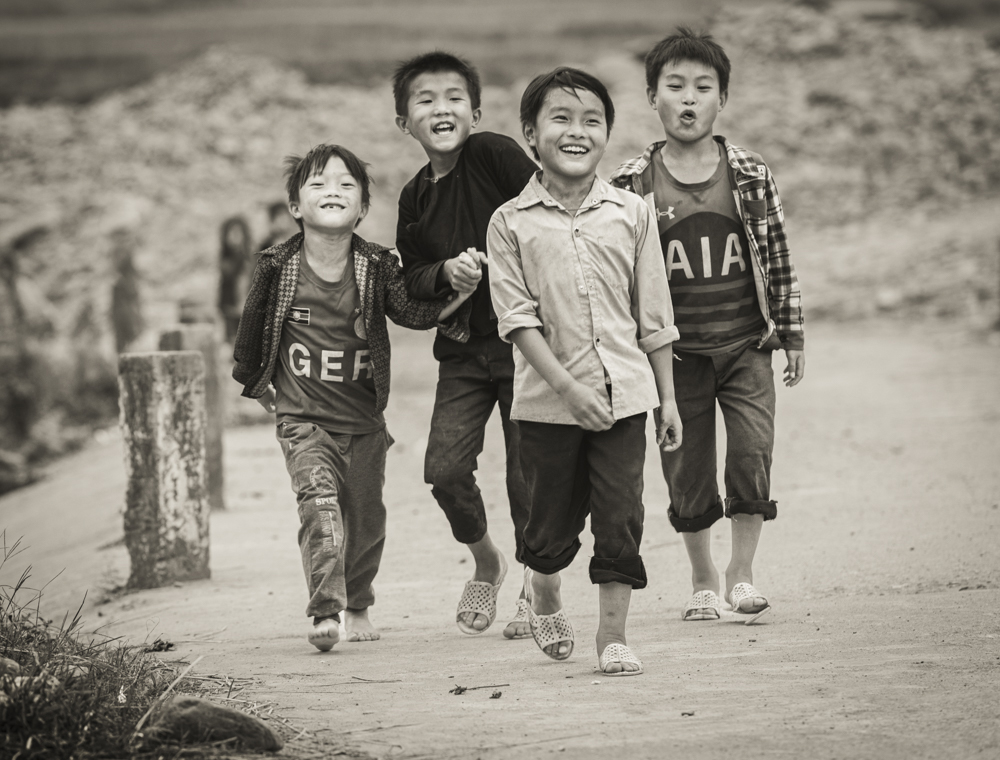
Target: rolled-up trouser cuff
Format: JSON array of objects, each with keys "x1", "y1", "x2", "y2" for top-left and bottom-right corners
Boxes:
[
  {"x1": 517, "y1": 538, "x2": 581, "y2": 575},
  {"x1": 589, "y1": 556, "x2": 647, "y2": 589},
  {"x1": 668, "y1": 497, "x2": 725, "y2": 533},
  {"x1": 725, "y1": 497, "x2": 777, "y2": 521}
]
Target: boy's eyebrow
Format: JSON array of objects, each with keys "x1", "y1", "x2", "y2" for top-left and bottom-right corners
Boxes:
[
  {"x1": 411, "y1": 86, "x2": 468, "y2": 98},
  {"x1": 664, "y1": 72, "x2": 717, "y2": 81},
  {"x1": 546, "y1": 104, "x2": 605, "y2": 118}
]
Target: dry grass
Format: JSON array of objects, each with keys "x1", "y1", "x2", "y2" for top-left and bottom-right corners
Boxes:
[{"x1": 0, "y1": 532, "x2": 356, "y2": 759}]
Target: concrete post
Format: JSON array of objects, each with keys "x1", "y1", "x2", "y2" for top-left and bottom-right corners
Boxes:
[
  {"x1": 159, "y1": 326, "x2": 225, "y2": 511},
  {"x1": 118, "y1": 351, "x2": 210, "y2": 589}
]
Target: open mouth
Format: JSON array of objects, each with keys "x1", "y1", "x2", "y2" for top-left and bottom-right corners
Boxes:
[
  {"x1": 560, "y1": 145, "x2": 589, "y2": 156},
  {"x1": 679, "y1": 110, "x2": 697, "y2": 124},
  {"x1": 319, "y1": 202, "x2": 346, "y2": 210},
  {"x1": 432, "y1": 122, "x2": 456, "y2": 135}
]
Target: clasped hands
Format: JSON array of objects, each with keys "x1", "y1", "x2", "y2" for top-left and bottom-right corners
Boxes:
[{"x1": 443, "y1": 248, "x2": 488, "y2": 295}]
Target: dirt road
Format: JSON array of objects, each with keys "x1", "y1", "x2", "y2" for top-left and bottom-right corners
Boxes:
[{"x1": 2, "y1": 321, "x2": 998, "y2": 759}]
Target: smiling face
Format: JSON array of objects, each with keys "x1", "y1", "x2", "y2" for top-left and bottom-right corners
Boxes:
[
  {"x1": 523, "y1": 86, "x2": 608, "y2": 188},
  {"x1": 289, "y1": 157, "x2": 367, "y2": 233},
  {"x1": 395, "y1": 70, "x2": 481, "y2": 161},
  {"x1": 647, "y1": 59, "x2": 726, "y2": 145}
]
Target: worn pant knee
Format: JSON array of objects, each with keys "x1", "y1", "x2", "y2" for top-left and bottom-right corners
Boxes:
[{"x1": 725, "y1": 497, "x2": 777, "y2": 521}]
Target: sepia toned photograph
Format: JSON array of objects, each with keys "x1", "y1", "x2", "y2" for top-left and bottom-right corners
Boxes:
[{"x1": 1, "y1": 0, "x2": 998, "y2": 758}]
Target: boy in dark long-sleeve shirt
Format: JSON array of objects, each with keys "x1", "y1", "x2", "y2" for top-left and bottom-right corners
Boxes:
[{"x1": 394, "y1": 52, "x2": 538, "y2": 639}]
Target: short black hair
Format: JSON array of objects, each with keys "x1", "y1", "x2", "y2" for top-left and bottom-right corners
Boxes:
[
  {"x1": 283, "y1": 144, "x2": 372, "y2": 230},
  {"x1": 392, "y1": 51, "x2": 482, "y2": 117},
  {"x1": 644, "y1": 27, "x2": 731, "y2": 96},
  {"x1": 519, "y1": 67, "x2": 615, "y2": 160}
]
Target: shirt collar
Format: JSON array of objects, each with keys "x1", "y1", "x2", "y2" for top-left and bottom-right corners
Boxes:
[
  {"x1": 515, "y1": 171, "x2": 624, "y2": 210},
  {"x1": 611, "y1": 135, "x2": 747, "y2": 181}
]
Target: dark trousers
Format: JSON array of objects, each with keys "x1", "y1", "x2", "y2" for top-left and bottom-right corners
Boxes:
[
  {"x1": 277, "y1": 422, "x2": 391, "y2": 618},
  {"x1": 424, "y1": 331, "x2": 530, "y2": 551},
  {"x1": 660, "y1": 342, "x2": 778, "y2": 533},
  {"x1": 517, "y1": 413, "x2": 648, "y2": 589}
]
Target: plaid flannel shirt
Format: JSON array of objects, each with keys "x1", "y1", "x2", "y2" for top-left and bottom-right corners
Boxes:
[
  {"x1": 609, "y1": 136, "x2": 804, "y2": 350},
  {"x1": 233, "y1": 232, "x2": 467, "y2": 414}
]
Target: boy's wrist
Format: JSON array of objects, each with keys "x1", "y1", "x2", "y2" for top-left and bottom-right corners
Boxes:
[{"x1": 552, "y1": 376, "x2": 578, "y2": 397}]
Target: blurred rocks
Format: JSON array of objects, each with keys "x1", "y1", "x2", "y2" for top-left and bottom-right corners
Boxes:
[
  {"x1": 144, "y1": 695, "x2": 282, "y2": 752},
  {"x1": 0, "y1": 1, "x2": 997, "y2": 489},
  {"x1": 0, "y1": 449, "x2": 35, "y2": 496}
]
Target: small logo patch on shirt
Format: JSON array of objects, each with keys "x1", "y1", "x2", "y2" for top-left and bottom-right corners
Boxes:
[
  {"x1": 657, "y1": 206, "x2": 676, "y2": 220},
  {"x1": 288, "y1": 306, "x2": 310, "y2": 325}
]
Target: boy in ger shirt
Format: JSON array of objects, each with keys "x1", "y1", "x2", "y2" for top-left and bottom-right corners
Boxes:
[{"x1": 233, "y1": 144, "x2": 472, "y2": 651}]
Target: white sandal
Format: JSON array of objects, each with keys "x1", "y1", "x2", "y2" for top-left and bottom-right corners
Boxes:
[
  {"x1": 503, "y1": 597, "x2": 533, "y2": 640},
  {"x1": 598, "y1": 643, "x2": 643, "y2": 677},
  {"x1": 524, "y1": 568, "x2": 574, "y2": 660},
  {"x1": 682, "y1": 590, "x2": 722, "y2": 621},
  {"x1": 727, "y1": 582, "x2": 770, "y2": 625},
  {"x1": 456, "y1": 556, "x2": 507, "y2": 635}
]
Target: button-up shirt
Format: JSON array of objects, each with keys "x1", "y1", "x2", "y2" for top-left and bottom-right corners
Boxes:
[{"x1": 487, "y1": 173, "x2": 679, "y2": 425}]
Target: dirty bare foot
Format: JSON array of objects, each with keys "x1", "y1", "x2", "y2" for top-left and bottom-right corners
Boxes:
[
  {"x1": 344, "y1": 608, "x2": 380, "y2": 642},
  {"x1": 309, "y1": 615, "x2": 340, "y2": 652}
]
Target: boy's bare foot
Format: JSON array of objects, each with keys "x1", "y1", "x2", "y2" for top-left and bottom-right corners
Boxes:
[
  {"x1": 309, "y1": 615, "x2": 340, "y2": 652},
  {"x1": 344, "y1": 608, "x2": 380, "y2": 642},
  {"x1": 526, "y1": 569, "x2": 572, "y2": 659}
]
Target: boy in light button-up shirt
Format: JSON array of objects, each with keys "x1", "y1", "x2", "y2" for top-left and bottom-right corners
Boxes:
[{"x1": 487, "y1": 68, "x2": 682, "y2": 676}]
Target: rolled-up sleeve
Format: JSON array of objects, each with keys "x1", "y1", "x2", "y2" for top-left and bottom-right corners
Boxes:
[
  {"x1": 487, "y1": 209, "x2": 543, "y2": 342},
  {"x1": 631, "y1": 202, "x2": 679, "y2": 353}
]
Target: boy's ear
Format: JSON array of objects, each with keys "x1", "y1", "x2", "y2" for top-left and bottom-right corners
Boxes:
[
  {"x1": 718, "y1": 90, "x2": 728, "y2": 112},
  {"x1": 471, "y1": 108, "x2": 482, "y2": 129},
  {"x1": 647, "y1": 86, "x2": 658, "y2": 110},
  {"x1": 288, "y1": 201, "x2": 301, "y2": 220},
  {"x1": 356, "y1": 203, "x2": 369, "y2": 227},
  {"x1": 522, "y1": 121, "x2": 536, "y2": 150},
  {"x1": 395, "y1": 115, "x2": 411, "y2": 135}
]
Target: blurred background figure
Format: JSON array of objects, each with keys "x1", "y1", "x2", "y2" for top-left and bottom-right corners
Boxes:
[
  {"x1": 218, "y1": 214, "x2": 252, "y2": 342},
  {"x1": 110, "y1": 227, "x2": 145, "y2": 354},
  {"x1": 259, "y1": 200, "x2": 298, "y2": 251}
]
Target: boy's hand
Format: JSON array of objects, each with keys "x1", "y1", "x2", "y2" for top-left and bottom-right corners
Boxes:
[
  {"x1": 443, "y1": 251, "x2": 483, "y2": 294},
  {"x1": 256, "y1": 386, "x2": 276, "y2": 413},
  {"x1": 559, "y1": 381, "x2": 614, "y2": 431},
  {"x1": 463, "y1": 247, "x2": 489, "y2": 268},
  {"x1": 656, "y1": 400, "x2": 683, "y2": 452},
  {"x1": 783, "y1": 349, "x2": 805, "y2": 387}
]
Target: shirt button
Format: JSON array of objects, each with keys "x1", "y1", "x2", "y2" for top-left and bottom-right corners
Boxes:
[
  {"x1": 574, "y1": 229, "x2": 581, "y2": 236},
  {"x1": 596, "y1": 338, "x2": 601, "y2": 344}
]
